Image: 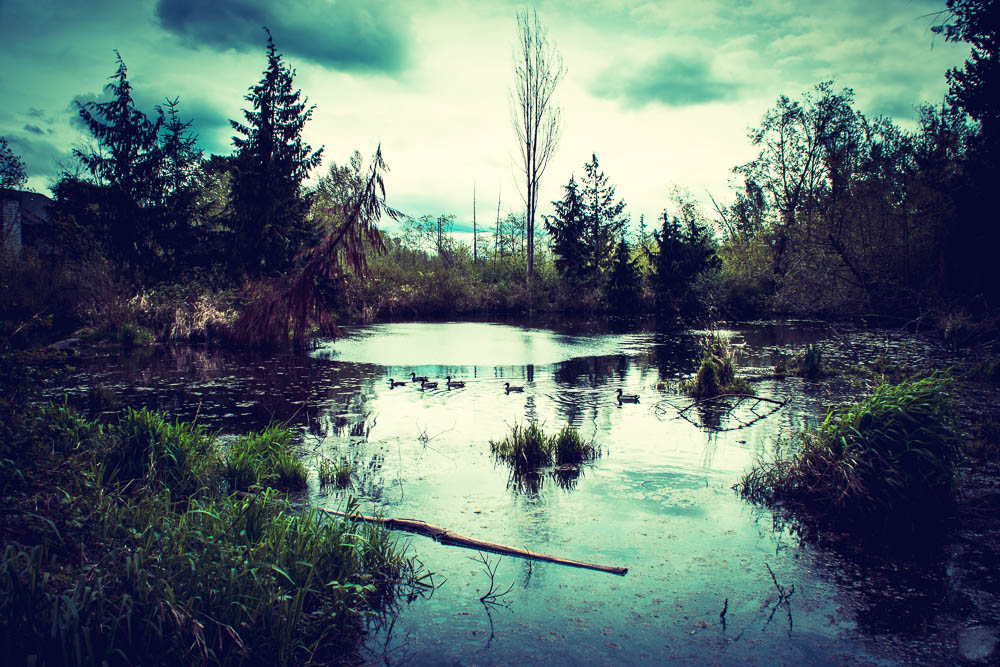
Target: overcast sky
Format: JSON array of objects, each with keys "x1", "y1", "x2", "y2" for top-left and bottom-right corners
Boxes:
[{"x1": 0, "y1": 0, "x2": 970, "y2": 234}]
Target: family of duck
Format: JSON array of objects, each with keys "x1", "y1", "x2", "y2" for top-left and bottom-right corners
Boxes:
[{"x1": 388, "y1": 372, "x2": 640, "y2": 403}]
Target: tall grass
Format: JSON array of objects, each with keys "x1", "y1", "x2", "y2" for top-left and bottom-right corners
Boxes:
[
  {"x1": 0, "y1": 354, "x2": 428, "y2": 665},
  {"x1": 490, "y1": 422, "x2": 600, "y2": 470},
  {"x1": 737, "y1": 374, "x2": 960, "y2": 530},
  {"x1": 223, "y1": 424, "x2": 308, "y2": 492}
]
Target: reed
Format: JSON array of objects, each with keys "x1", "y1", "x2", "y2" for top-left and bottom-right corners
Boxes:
[
  {"x1": 490, "y1": 422, "x2": 600, "y2": 469},
  {"x1": 223, "y1": 424, "x2": 308, "y2": 492}
]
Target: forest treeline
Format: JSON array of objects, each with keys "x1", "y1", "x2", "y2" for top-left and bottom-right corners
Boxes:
[{"x1": 1, "y1": 2, "x2": 997, "y2": 346}]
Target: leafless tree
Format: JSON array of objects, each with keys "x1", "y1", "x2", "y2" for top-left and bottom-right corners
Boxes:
[{"x1": 511, "y1": 9, "x2": 564, "y2": 290}]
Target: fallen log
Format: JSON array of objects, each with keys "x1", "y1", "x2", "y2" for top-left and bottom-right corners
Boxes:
[{"x1": 321, "y1": 508, "x2": 628, "y2": 576}]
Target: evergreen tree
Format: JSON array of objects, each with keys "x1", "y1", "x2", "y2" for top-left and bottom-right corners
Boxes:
[
  {"x1": 155, "y1": 97, "x2": 203, "y2": 273},
  {"x1": 230, "y1": 29, "x2": 323, "y2": 278},
  {"x1": 544, "y1": 175, "x2": 589, "y2": 285},
  {"x1": 73, "y1": 51, "x2": 163, "y2": 279},
  {"x1": 580, "y1": 154, "x2": 628, "y2": 280},
  {"x1": 653, "y1": 202, "x2": 718, "y2": 317},
  {"x1": 605, "y1": 237, "x2": 642, "y2": 313}
]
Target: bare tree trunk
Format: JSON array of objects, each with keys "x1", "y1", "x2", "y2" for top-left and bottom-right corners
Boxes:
[
  {"x1": 473, "y1": 180, "x2": 477, "y2": 264},
  {"x1": 512, "y1": 9, "x2": 564, "y2": 290}
]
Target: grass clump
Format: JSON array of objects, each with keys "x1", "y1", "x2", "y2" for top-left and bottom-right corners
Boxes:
[
  {"x1": 318, "y1": 455, "x2": 354, "y2": 488},
  {"x1": 682, "y1": 332, "x2": 751, "y2": 397},
  {"x1": 101, "y1": 406, "x2": 221, "y2": 500},
  {"x1": 737, "y1": 374, "x2": 960, "y2": 531},
  {"x1": 223, "y1": 424, "x2": 308, "y2": 492},
  {"x1": 490, "y1": 422, "x2": 600, "y2": 470},
  {"x1": 774, "y1": 344, "x2": 826, "y2": 379},
  {"x1": 85, "y1": 322, "x2": 154, "y2": 348}
]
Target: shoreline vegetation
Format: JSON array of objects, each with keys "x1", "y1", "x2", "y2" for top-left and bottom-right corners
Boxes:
[
  {"x1": 0, "y1": 354, "x2": 431, "y2": 665},
  {"x1": 3, "y1": 2, "x2": 1000, "y2": 662}
]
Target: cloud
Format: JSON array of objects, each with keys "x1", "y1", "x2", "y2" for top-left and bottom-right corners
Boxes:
[
  {"x1": 154, "y1": 0, "x2": 411, "y2": 74},
  {"x1": 592, "y1": 53, "x2": 739, "y2": 108},
  {"x1": 23, "y1": 124, "x2": 44, "y2": 135},
  {"x1": 4, "y1": 133, "x2": 69, "y2": 181}
]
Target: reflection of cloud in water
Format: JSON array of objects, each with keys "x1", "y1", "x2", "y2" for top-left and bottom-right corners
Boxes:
[{"x1": 313, "y1": 322, "x2": 647, "y2": 366}]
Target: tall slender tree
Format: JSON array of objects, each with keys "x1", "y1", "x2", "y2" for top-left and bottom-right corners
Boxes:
[
  {"x1": 544, "y1": 175, "x2": 588, "y2": 285},
  {"x1": 511, "y1": 8, "x2": 564, "y2": 289},
  {"x1": 580, "y1": 154, "x2": 628, "y2": 280},
  {"x1": 73, "y1": 52, "x2": 163, "y2": 280},
  {"x1": 230, "y1": 29, "x2": 323, "y2": 278}
]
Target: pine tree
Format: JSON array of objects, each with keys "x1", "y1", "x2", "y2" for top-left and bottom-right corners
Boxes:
[
  {"x1": 155, "y1": 97, "x2": 203, "y2": 273},
  {"x1": 544, "y1": 175, "x2": 589, "y2": 285},
  {"x1": 230, "y1": 29, "x2": 323, "y2": 278},
  {"x1": 73, "y1": 51, "x2": 163, "y2": 280},
  {"x1": 606, "y1": 237, "x2": 642, "y2": 313},
  {"x1": 580, "y1": 154, "x2": 628, "y2": 280}
]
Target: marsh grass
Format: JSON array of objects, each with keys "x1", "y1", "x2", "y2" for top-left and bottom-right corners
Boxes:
[
  {"x1": 223, "y1": 424, "x2": 308, "y2": 492},
  {"x1": 0, "y1": 356, "x2": 428, "y2": 666},
  {"x1": 490, "y1": 422, "x2": 600, "y2": 470},
  {"x1": 318, "y1": 455, "x2": 354, "y2": 488},
  {"x1": 682, "y1": 332, "x2": 751, "y2": 397},
  {"x1": 737, "y1": 374, "x2": 960, "y2": 530}
]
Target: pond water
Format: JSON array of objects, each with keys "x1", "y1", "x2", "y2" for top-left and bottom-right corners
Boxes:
[{"x1": 50, "y1": 319, "x2": 962, "y2": 664}]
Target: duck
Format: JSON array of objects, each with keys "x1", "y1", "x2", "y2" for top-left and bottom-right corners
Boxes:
[
  {"x1": 504, "y1": 382, "x2": 524, "y2": 393},
  {"x1": 420, "y1": 379, "x2": 439, "y2": 389},
  {"x1": 410, "y1": 371, "x2": 429, "y2": 383},
  {"x1": 389, "y1": 378, "x2": 406, "y2": 388},
  {"x1": 445, "y1": 375, "x2": 465, "y2": 388},
  {"x1": 617, "y1": 388, "x2": 640, "y2": 403}
]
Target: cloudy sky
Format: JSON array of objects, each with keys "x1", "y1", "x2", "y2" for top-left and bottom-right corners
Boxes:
[{"x1": 0, "y1": 0, "x2": 970, "y2": 234}]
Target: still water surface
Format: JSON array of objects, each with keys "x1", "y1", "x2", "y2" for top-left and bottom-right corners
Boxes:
[{"x1": 52, "y1": 320, "x2": 955, "y2": 664}]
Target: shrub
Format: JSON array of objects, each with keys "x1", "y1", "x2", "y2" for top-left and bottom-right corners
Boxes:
[{"x1": 737, "y1": 374, "x2": 960, "y2": 531}]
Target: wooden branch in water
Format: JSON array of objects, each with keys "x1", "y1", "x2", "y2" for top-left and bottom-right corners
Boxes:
[
  {"x1": 677, "y1": 393, "x2": 785, "y2": 416},
  {"x1": 321, "y1": 508, "x2": 628, "y2": 576}
]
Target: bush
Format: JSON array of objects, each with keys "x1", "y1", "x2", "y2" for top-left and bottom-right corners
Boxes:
[
  {"x1": 737, "y1": 374, "x2": 960, "y2": 531},
  {"x1": 774, "y1": 344, "x2": 825, "y2": 379}
]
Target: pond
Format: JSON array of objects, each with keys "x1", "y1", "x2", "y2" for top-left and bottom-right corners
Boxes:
[{"x1": 50, "y1": 319, "x2": 964, "y2": 664}]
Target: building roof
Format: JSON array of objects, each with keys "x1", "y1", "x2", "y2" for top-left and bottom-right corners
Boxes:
[{"x1": 0, "y1": 189, "x2": 53, "y2": 225}]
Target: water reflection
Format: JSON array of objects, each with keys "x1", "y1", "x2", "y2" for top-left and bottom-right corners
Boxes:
[{"x1": 46, "y1": 320, "x2": 963, "y2": 665}]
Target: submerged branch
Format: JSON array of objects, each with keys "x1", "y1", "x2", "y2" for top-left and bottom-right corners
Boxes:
[{"x1": 322, "y1": 508, "x2": 628, "y2": 576}]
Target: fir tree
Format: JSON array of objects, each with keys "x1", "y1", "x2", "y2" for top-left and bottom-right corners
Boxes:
[
  {"x1": 544, "y1": 175, "x2": 589, "y2": 285},
  {"x1": 606, "y1": 237, "x2": 642, "y2": 313},
  {"x1": 230, "y1": 29, "x2": 323, "y2": 278},
  {"x1": 73, "y1": 51, "x2": 163, "y2": 280},
  {"x1": 580, "y1": 154, "x2": 628, "y2": 280}
]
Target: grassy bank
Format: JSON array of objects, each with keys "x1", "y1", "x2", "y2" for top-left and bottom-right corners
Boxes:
[
  {"x1": 737, "y1": 374, "x2": 960, "y2": 532},
  {"x1": 0, "y1": 354, "x2": 428, "y2": 665}
]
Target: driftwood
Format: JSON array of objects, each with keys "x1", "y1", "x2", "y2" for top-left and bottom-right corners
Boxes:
[
  {"x1": 321, "y1": 508, "x2": 628, "y2": 576},
  {"x1": 656, "y1": 393, "x2": 786, "y2": 432}
]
